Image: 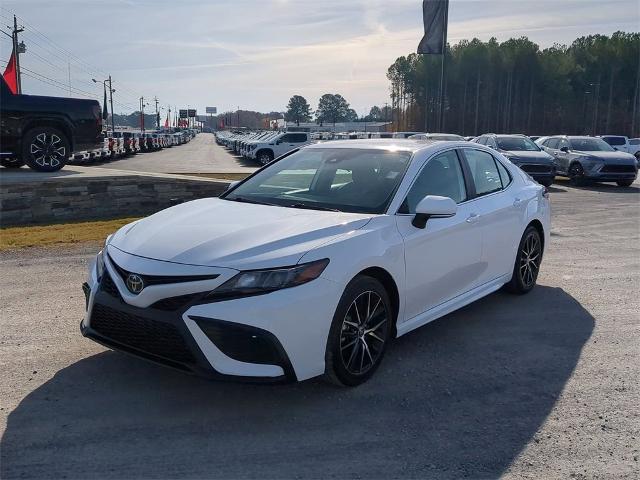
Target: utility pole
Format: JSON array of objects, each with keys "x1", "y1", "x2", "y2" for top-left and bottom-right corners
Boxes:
[
  {"x1": 237, "y1": 106, "x2": 240, "y2": 128},
  {"x1": 108, "y1": 75, "x2": 114, "y2": 134},
  {"x1": 139, "y1": 96, "x2": 145, "y2": 132},
  {"x1": 154, "y1": 96, "x2": 159, "y2": 129},
  {"x1": 11, "y1": 15, "x2": 25, "y2": 94}
]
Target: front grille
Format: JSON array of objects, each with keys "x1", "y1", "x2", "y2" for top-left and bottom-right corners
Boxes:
[
  {"x1": 91, "y1": 303, "x2": 196, "y2": 365},
  {"x1": 520, "y1": 164, "x2": 553, "y2": 174},
  {"x1": 150, "y1": 293, "x2": 204, "y2": 311},
  {"x1": 101, "y1": 271, "x2": 120, "y2": 298},
  {"x1": 108, "y1": 254, "x2": 219, "y2": 286},
  {"x1": 600, "y1": 164, "x2": 636, "y2": 173}
]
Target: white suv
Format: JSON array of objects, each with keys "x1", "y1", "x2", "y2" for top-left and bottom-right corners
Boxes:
[{"x1": 247, "y1": 132, "x2": 313, "y2": 165}]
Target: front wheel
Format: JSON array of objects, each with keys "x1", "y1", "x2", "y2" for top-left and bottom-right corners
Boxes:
[
  {"x1": 616, "y1": 179, "x2": 634, "y2": 187},
  {"x1": 505, "y1": 226, "x2": 543, "y2": 295},
  {"x1": 568, "y1": 162, "x2": 586, "y2": 186},
  {"x1": 22, "y1": 127, "x2": 69, "y2": 172},
  {"x1": 324, "y1": 276, "x2": 392, "y2": 386},
  {"x1": 257, "y1": 150, "x2": 274, "y2": 165}
]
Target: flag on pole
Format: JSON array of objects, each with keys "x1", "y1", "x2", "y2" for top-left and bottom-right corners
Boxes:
[
  {"x1": 417, "y1": 0, "x2": 449, "y2": 54},
  {"x1": 102, "y1": 84, "x2": 109, "y2": 120},
  {"x1": 164, "y1": 112, "x2": 169, "y2": 128},
  {"x1": 3, "y1": 47, "x2": 18, "y2": 94}
]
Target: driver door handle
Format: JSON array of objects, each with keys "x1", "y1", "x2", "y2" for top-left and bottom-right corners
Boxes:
[
  {"x1": 513, "y1": 197, "x2": 523, "y2": 206},
  {"x1": 466, "y1": 213, "x2": 481, "y2": 224}
]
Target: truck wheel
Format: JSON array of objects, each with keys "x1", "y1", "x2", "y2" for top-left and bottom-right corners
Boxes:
[
  {"x1": 257, "y1": 150, "x2": 274, "y2": 165},
  {"x1": 0, "y1": 158, "x2": 25, "y2": 168},
  {"x1": 22, "y1": 127, "x2": 70, "y2": 172}
]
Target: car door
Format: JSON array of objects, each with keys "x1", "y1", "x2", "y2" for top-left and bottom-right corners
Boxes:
[
  {"x1": 554, "y1": 138, "x2": 573, "y2": 174},
  {"x1": 459, "y1": 147, "x2": 523, "y2": 283},
  {"x1": 396, "y1": 149, "x2": 484, "y2": 320}
]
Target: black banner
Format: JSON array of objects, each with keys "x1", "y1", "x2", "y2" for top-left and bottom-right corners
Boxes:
[{"x1": 417, "y1": 0, "x2": 449, "y2": 55}]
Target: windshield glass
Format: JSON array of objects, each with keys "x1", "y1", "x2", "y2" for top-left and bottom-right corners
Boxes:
[
  {"x1": 224, "y1": 148, "x2": 412, "y2": 214},
  {"x1": 569, "y1": 138, "x2": 615, "y2": 151},
  {"x1": 496, "y1": 136, "x2": 540, "y2": 151}
]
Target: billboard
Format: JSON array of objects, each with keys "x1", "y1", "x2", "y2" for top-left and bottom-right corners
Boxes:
[
  {"x1": 179, "y1": 109, "x2": 188, "y2": 119},
  {"x1": 188, "y1": 109, "x2": 197, "y2": 118},
  {"x1": 206, "y1": 106, "x2": 217, "y2": 114}
]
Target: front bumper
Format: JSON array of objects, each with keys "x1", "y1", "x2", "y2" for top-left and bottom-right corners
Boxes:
[
  {"x1": 584, "y1": 164, "x2": 637, "y2": 181},
  {"x1": 81, "y1": 250, "x2": 340, "y2": 382}
]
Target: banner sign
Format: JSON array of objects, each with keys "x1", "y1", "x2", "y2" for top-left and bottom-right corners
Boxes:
[{"x1": 206, "y1": 106, "x2": 217, "y2": 114}]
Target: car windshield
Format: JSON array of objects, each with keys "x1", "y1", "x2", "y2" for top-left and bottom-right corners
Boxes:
[
  {"x1": 496, "y1": 137, "x2": 540, "y2": 151},
  {"x1": 569, "y1": 138, "x2": 615, "y2": 151},
  {"x1": 223, "y1": 148, "x2": 412, "y2": 214}
]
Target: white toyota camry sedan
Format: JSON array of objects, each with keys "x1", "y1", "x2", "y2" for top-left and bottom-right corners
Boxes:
[{"x1": 81, "y1": 139, "x2": 550, "y2": 386}]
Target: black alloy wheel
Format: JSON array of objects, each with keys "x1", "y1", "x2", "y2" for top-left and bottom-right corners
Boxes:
[
  {"x1": 22, "y1": 127, "x2": 69, "y2": 172},
  {"x1": 506, "y1": 226, "x2": 542, "y2": 294},
  {"x1": 258, "y1": 150, "x2": 274, "y2": 165},
  {"x1": 568, "y1": 162, "x2": 586, "y2": 186},
  {"x1": 325, "y1": 276, "x2": 392, "y2": 386}
]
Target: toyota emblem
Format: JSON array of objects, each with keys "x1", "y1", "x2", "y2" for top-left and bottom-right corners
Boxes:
[{"x1": 126, "y1": 273, "x2": 144, "y2": 294}]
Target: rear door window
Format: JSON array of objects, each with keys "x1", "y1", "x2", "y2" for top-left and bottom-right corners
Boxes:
[{"x1": 463, "y1": 149, "x2": 503, "y2": 197}]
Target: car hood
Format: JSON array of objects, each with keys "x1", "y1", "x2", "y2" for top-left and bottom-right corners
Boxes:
[
  {"x1": 502, "y1": 150, "x2": 554, "y2": 164},
  {"x1": 573, "y1": 151, "x2": 637, "y2": 164},
  {"x1": 109, "y1": 197, "x2": 373, "y2": 270}
]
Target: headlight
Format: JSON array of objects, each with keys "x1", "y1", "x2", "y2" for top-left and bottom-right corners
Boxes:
[
  {"x1": 249, "y1": 145, "x2": 256, "y2": 150},
  {"x1": 208, "y1": 259, "x2": 329, "y2": 299}
]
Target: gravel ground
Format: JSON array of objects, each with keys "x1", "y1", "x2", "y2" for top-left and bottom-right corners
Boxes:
[{"x1": 0, "y1": 178, "x2": 638, "y2": 479}]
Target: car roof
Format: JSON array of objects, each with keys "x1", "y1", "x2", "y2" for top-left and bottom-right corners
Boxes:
[{"x1": 305, "y1": 138, "x2": 471, "y2": 154}]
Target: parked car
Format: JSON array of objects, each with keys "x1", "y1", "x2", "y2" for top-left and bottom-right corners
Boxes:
[
  {"x1": 392, "y1": 131, "x2": 423, "y2": 139},
  {"x1": 408, "y1": 133, "x2": 466, "y2": 141},
  {"x1": 597, "y1": 135, "x2": 640, "y2": 158},
  {"x1": 0, "y1": 76, "x2": 103, "y2": 171},
  {"x1": 473, "y1": 134, "x2": 556, "y2": 187},
  {"x1": 247, "y1": 131, "x2": 313, "y2": 165},
  {"x1": 537, "y1": 135, "x2": 637, "y2": 186},
  {"x1": 81, "y1": 139, "x2": 549, "y2": 385}
]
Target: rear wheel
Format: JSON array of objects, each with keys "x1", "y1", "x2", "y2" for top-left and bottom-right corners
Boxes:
[
  {"x1": 505, "y1": 226, "x2": 542, "y2": 295},
  {"x1": 568, "y1": 162, "x2": 586, "y2": 186},
  {"x1": 22, "y1": 127, "x2": 69, "y2": 172},
  {"x1": 324, "y1": 276, "x2": 392, "y2": 387},
  {"x1": 0, "y1": 158, "x2": 25, "y2": 168},
  {"x1": 616, "y1": 179, "x2": 634, "y2": 187}
]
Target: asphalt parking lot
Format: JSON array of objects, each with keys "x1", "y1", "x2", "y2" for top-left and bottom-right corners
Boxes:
[
  {"x1": 99, "y1": 133, "x2": 257, "y2": 174},
  {"x1": 0, "y1": 178, "x2": 638, "y2": 479}
]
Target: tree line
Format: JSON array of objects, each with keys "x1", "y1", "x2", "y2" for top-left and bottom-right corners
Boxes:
[{"x1": 387, "y1": 31, "x2": 640, "y2": 136}]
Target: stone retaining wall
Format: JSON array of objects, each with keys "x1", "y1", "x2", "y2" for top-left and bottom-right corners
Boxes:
[{"x1": 0, "y1": 175, "x2": 230, "y2": 227}]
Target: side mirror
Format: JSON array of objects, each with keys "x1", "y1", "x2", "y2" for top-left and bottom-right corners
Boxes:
[
  {"x1": 226, "y1": 180, "x2": 240, "y2": 191},
  {"x1": 613, "y1": 147, "x2": 618, "y2": 151},
  {"x1": 275, "y1": 139, "x2": 282, "y2": 145},
  {"x1": 412, "y1": 195, "x2": 457, "y2": 229},
  {"x1": 560, "y1": 146, "x2": 569, "y2": 153}
]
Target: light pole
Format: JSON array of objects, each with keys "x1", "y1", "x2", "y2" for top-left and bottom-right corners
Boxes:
[
  {"x1": 93, "y1": 76, "x2": 115, "y2": 133},
  {"x1": 139, "y1": 97, "x2": 148, "y2": 132}
]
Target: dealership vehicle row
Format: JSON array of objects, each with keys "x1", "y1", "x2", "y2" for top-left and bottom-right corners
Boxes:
[{"x1": 215, "y1": 128, "x2": 639, "y2": 188}]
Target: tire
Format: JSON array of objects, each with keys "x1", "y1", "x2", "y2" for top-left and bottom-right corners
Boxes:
[
  {"x1": 539, "y1": 178, "x2": 554, "y2": 187},
  {"x1": 505, "y1": 226, "x2": 543, "y2": 295},
  {"x1": 324, "y1": 275, "x2": 393, "y2": 387},
  {"x1": 22, "y1": 127, "x2": 69, "y2": 172},
  {"x1": 568, "y1": 162, "x2": 586, "y2": 186},
  {"x1": 616, "y1": 179, "x2": 634, "y2": 187},
  {"x1": 0, "y1": 158, "x2": 25, "y2": 168},
  {"x1": 257, "y1": 150, "x2": 274, "y2": 165}
]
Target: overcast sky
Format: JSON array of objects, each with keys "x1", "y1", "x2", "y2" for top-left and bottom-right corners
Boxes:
[{"x1": 1, "y1": 0, "x2": 638, "y2": 116}]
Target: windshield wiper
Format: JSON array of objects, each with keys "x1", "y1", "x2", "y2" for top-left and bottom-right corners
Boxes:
[
  {"x1": 229, "y1": 196, "x2": 279, "y2": 207},
  {"x1": 286, "y1": 202, "x2": 342, "y2": 212}
]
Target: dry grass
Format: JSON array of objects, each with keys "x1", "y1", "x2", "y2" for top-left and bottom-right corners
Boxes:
[{"x1": 0, "y1": 217, "x2": 140, "y2": 251}]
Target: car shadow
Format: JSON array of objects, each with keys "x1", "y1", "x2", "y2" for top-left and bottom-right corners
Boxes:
[
  {"x1": 1, "y1": 286, "x2": 593, "y2": 479},
  {"x1": 553, "y1": 177, "x2": 639, "y2": 194}
]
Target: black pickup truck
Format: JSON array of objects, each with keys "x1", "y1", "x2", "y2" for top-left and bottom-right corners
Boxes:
[{"x1": 0, "y1": 76, "x2": 103, "y2": 171}]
